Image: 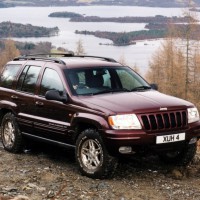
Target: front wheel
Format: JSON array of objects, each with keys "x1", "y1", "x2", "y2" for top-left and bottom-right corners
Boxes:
[
  {"x1": 1, "y1": 112, "x2": 23, "y2": 153},
  {"x1": 159, "y1": 142, "x2": 197, "y2": 166},
  {"x1": 76, "y1": 129, "x2": 118, "y2": 179}
]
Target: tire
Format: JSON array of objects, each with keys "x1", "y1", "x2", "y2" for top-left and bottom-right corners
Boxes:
[
  {"x1": 1, "y1": 112, "x2": 23, "y2": 153},
  {"x1": 76, "y1": 129, "x2": 118, "y2": 179},
  {"x1": 159, "y1": 142, "x2": 197, "y2": 166}
]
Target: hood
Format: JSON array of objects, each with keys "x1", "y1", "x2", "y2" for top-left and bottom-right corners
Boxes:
[{"x1": 79, "y1": 90, "x2": 193, "y2": 114}]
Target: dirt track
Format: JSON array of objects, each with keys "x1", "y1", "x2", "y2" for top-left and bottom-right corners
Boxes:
[{"x1": 0, "y1": 142, "x2": 200, "y2": 200}]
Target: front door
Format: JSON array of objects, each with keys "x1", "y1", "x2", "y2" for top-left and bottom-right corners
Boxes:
[{"x1": 34, "y1": 67, "x2": 73, "y2": 143}]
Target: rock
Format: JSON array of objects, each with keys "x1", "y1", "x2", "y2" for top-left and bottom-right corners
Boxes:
[
  {"x1": 192, "y1": 155, "x2": 200, "y2": 164},
  {"x1": 12, "y1": 195, "x2": 30, "y2": 200},
  {"x1": 47, "y1": 190, "x2": 55, "y2": 198},
  {"x1": 171, "y1": 169, "x2": 183, "y2": 180},
  {"x1": 97, "y1": 182, "x2": 109, "y2": 191},
  {"x1": 0, "y1": 195, "x2": 30, "y2": 200}
]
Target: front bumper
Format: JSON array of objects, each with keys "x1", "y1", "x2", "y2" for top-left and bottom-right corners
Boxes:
[{"x1": 101, "y1": 120, "x2": 200, "y2": 156}]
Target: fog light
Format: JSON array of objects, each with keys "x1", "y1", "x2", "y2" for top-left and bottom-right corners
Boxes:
[
  {"x1": 119, "y1": 146, "x2": 132, "y2": 154},
  {"x1": 189, "y1": 137, "x2": 197, "y2": 144}
]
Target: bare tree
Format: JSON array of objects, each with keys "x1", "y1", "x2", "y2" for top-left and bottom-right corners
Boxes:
[
  {"x1": 147, "y1": 1, "x2": 200, "y2": 110},
  {"x1": 75, "y1": 39, "x2": 86, "y2": 55},
  {"x1": 118, "y1": 54, "x2": 127, "y2": 65}
]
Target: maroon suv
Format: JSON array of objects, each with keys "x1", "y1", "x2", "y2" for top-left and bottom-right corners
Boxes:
[{"x1": 0, "y1": 53, "x2": 200, "y2": 179}]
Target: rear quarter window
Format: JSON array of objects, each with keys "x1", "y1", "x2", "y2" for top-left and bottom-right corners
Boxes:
[{"x1": 0, "y1": 64, "x2": 21, "y2": 88}]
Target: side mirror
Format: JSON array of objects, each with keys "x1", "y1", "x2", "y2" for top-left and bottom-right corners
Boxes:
[
  {"x1": 45, "y1": 90, "x2": 68, "y2": 103},
  {"x1": 150, "y1": 83, "x2": 158, "y2": 91}
]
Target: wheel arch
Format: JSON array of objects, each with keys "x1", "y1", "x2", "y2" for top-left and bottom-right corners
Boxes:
[
  {"x1": 71, "y1": 113, "x2": 109, "y2": 143},
  {"x1": 0, "y1": 108, "x2": 15, "y2": 125}
]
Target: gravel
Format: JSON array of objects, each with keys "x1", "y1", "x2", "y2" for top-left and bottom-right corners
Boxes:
[{"x1": 0, "y1": 142, "x2": 200, "y2": 200}]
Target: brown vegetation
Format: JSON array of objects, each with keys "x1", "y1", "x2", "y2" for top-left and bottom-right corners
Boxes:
[
  {"x1": 0, "y1": 40, "x2": 54, "y2": 70},
  {"x1": 0, "y1": 40, "x2": 20, "y2": 70},
  {"x1": 146, "y1": 9, "x2": 200, "y2": 110}
]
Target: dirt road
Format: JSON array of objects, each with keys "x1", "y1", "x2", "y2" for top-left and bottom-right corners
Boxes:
[{"x1": 0, "y1": 142, "x2": 200, "y2": 200}]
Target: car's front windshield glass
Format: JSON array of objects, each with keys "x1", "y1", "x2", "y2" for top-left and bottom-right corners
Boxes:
[{"x1": 64, "y1": 66, "x2": 150, "y2": 96}]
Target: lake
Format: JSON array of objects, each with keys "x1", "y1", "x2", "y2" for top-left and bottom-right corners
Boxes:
[{"x1": 0, "y1": 6, "x2": 189, "y2": 75}]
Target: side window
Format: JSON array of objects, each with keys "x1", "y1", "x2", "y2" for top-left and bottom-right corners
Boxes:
[
  {"x1": 17, "y1": 65, "x2": 41, "y2": 94},
  {"x1": 0, "y1": 64, "x2": 21, "y2": 88},
  {"x1": 40, "y1": 68, "x2": 64, "y2": 96}
]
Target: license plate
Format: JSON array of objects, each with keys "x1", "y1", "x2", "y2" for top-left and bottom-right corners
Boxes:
[{"x1": 156, "y1": 133, "x2": 185, "y2": 144}]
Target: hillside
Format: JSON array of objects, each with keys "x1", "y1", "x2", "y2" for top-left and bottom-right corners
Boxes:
[{"x1": 1, "y1": 0, "x2": 200, "y2": 7}]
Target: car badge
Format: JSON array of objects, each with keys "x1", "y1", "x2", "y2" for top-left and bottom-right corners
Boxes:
[{"x1": 160, "y1": 107, "x2": 168, "y2": 111}]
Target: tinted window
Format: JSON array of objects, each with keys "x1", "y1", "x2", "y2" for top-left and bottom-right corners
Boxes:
[
  {"x1": 17, "y1": 65, "x2": 41, "y2": 94},
  {"x1": 0, "y1": 65, "x2": 21, "y2": 88},
  {"x1": 40, "y1": 68, "x2": 64, "y2": 96}
]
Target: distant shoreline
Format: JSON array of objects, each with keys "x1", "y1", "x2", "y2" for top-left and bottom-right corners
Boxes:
[
  {"x1": 0, "y1": 0, "x2": 195, "y2": 8},
  {"x1": 49, "y1": 12, "x2": 191, "y2": 24}
]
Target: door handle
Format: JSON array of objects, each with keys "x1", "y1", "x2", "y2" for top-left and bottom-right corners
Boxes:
[
  {"x1": 11, "y1": 95, "x2": 19, "y2": 100},
  {"x1": 35, "y1": 101, "x2": 44, "y2": 106}
]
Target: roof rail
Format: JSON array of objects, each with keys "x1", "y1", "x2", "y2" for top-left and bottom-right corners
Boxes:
[
  {"x1": 13, "y1": 53, "x2": 117, "y2": 64},
  {"x1": 22, "y1": 52, "x2": 74, "y2": 57},
  {"x1": 73, "y1": 55, "x2": 117, "y2": 62},
  {"x1": 13, "y1": 55, "x2": 66, "y2": 65}
]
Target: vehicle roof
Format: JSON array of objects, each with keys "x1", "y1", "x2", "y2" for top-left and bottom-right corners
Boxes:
[
  {"x1": 10, "y1": 54, "x2": 123, "y2": 69},
  {"x1": 61, "y1": 57, "x2": 123, "y2": 69}
]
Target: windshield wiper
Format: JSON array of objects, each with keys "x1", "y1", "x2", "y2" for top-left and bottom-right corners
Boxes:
[
  {"x1": 112, "y1": 88, "x2": 131, "y2": 93},
  {"x1": 92, "y1": 90, "x2": 113, "y2": 95},
  {"x1": 131, "y1": 86, "x2": 151, "y2": 91},
  {"x1": 92, "y1": 88, "x2": 130, "y2": 95}
]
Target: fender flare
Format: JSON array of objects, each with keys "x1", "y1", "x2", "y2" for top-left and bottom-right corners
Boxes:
[{"x1": 71, "y1": 112, "x2": 110, "y2": 141}]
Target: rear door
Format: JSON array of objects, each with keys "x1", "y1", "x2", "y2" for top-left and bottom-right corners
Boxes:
[{"x1": 14, "y1": 64, "x2": 42, "y2": 134}]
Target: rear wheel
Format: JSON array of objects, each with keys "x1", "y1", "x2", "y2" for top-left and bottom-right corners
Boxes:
[
  {"x1": 1, "y1": 113, "x2": 23, "y2": 153},
  {"x1": 76, "y1": 129, "x2": 118, "y2": 179},
  {"x1": 159, "y1": 142, "x2": 197, "y2": 166}
]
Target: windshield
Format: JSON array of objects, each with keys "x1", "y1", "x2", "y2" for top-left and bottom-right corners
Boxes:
[{"x1": 64, "y1": 66, "x2": 151, "y2": 96}]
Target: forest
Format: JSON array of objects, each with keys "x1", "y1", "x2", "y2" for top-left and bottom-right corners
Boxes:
[
  {"x1": 75, "y1": 30, "x2": 166, "y2": 46},
  {"x1": 146, "y1": 16, "x2": 200, "y2": 111},
  {"x1": 0, "y1": 22, "x2": 59, "y2": 38},
  {"x1": 71, "y1": 15, "x2": 193, "y2": 24},
  {"x1": 49, "y1": 12, "x2": 192, "y2": 23}
]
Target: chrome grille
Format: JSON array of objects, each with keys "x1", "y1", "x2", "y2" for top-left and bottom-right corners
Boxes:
[{"x1": 139, "y1": 111, "x2": 187, "y2": 131}]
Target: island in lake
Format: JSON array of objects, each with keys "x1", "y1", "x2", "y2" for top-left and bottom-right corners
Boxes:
[
  {"x1": 49, "y1": 12, "x2": 192, "y2": 24},
  {"x1": 0, "y1": 22, "x2": 59, "y2": 38},
  {"x1": 49, "y1": 11, "x2": 200, "y2": 46}
]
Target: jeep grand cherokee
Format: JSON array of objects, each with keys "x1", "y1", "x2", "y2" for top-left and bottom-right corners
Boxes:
[{"x1": 0, "y1": 53, "x2": 200, "y2": 179}]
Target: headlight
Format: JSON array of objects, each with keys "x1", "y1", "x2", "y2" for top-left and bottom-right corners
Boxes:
[
  {"x1": 188, "y1": 107, "x2": 200, "y2": 123},
  {"x1": 108, "y1": 114, "x2": 142, "y2": 130}
]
